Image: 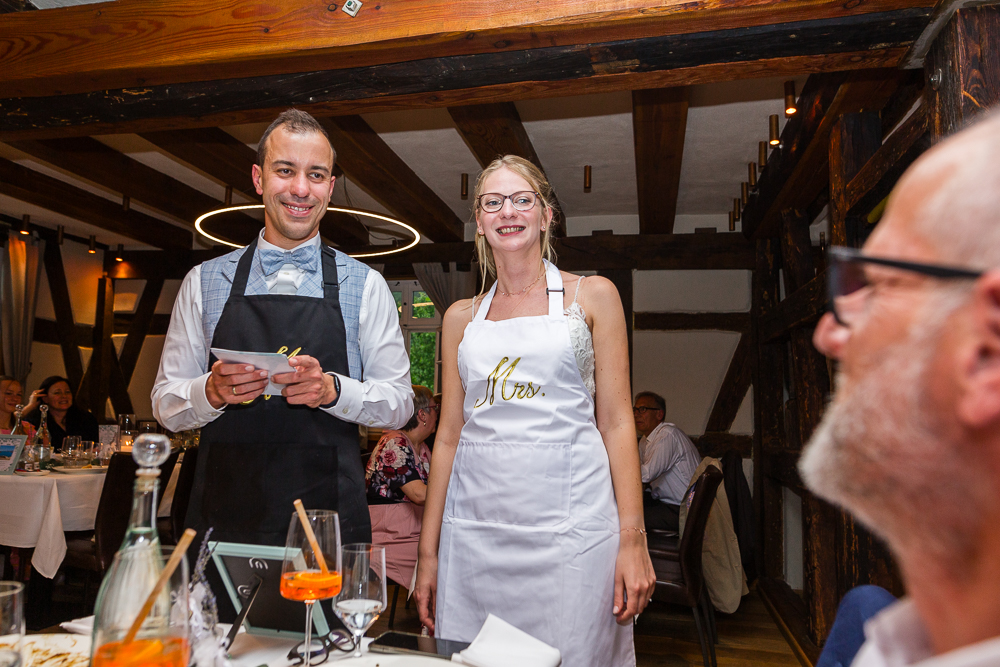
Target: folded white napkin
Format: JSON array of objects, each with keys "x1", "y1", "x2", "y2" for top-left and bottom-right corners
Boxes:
[
  {"x1": 61, "y1": 615, "x2": 94, "y2": 635},
  {"x1": 451, "y1": 614, "x2": 561, "y2": 667}
]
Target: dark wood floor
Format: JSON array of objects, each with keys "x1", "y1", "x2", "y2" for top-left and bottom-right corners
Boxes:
[{"x1": 371, "y1": 587, "x2": 802, "y2": 667}]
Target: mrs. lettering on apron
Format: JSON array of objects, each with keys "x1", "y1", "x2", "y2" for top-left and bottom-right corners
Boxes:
[{"x1": 473, "y1": 356, "x2": 545, "y2": 407}]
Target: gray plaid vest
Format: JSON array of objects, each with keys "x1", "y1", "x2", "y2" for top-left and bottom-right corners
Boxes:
[{"x1": 200, "y1": 245, "x2": 368, "y2": 380}]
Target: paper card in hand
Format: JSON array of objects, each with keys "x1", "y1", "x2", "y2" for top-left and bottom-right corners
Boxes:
[{"x1": 210, "y1": 348, "x2": 296, "y2": 397}]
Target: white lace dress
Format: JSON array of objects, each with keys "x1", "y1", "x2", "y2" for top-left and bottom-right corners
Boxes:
[{"x1": 565, "y1": 277, "x2": 596, "y2": 398}]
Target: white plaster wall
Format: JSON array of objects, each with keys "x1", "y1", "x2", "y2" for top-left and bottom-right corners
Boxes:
[{"x1": 634, "y1": 270, "x2": 751, "y2": 312}]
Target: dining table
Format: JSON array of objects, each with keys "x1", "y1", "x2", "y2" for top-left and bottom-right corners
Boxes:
[{"x1": 0, "y1": 470, "x2": 106, "y2": 578}]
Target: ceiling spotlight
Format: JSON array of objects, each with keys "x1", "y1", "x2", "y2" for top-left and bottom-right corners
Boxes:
[
  {"x1": 88, "y1": 235, "x2": 97, "y2": 254},
  {"x1": 769, "y1": 115, "x2": 781, "y2": 146},
  {"x1": 728, "y1": 210, "x2": 736, "y2": 232},
  {"x1": 19, "y1": 214, "x2": 30, "y2": 235},
  {"x1": 759, "y1": 141, "x2": 768, "y2": 169},
  {"x1": 784, "y1": 81, "x2": 797, "y2": 116},
  {"x1": 461, "y1": 173, "x2": 469, "y2": 200},
  {"x1": 748, "y1": 162, "x2": 757, "y2": 188},
  {"x1": 741, "y1": 182, "x2": 749, "y2": 205},
  {"x1": 584, "y1": 165, "x2": 592, "y2": 193},
  {"x1": 733, "y1": 198, "x2": 741, "y2": 222},
  {"x1": 225, "y1": 185, "x2": 233, "y2": 206},
  {"x1": 56, "y1": 225, "x2": 65, "y2": 245},
  {"x1": 115, "y1": 244, "x2": 124, "y2": 262}
]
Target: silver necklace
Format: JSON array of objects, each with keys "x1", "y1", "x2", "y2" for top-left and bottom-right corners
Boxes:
[{"x1": 497, "y1": 264, "x2": 545, "y2": 297}]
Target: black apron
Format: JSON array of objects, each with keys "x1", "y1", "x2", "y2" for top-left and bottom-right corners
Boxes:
[{"x1": 185, "y1": 239, "x2": 371, "y2": 547}]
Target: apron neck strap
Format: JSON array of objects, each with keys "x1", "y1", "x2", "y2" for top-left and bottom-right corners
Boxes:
[
  {"x1": 321, "y1": 245, "x2": 340, "y2": 299},
  {"x1": 544, "y1": 260, "x2": 564, "y2": 317},
  {"x1": 231, "y1": 237, "x2": 259, "y2": 297},
  {"x1": 472, "y1": 281, "x2": 497, "y2": 322}
]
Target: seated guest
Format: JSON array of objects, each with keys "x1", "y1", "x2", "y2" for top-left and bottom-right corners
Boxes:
[
  {"x1": 0, "y1": 376, "x2": 35, "y2": 438},
  {"x1": 800, "y1": 110, "x2": 1000, "y2": 665},
  {"x1": 634, "y1": 391, "x2": 701, "y2": 531},
  {"x1": 24, "y1": 376, "x2": 99, "y2": 450},
  {"x1": 366, "y1": 384, "x2": 438, "y2": 586}
]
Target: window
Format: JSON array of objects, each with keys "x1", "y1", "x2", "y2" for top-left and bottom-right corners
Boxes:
[{"x1": 387, "y1": 280, "x2": 441, "y2": 392}]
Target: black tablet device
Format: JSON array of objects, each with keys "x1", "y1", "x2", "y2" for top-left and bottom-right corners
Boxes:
[{"x1": 368, "y1": 631, "x2": 471, "y2": 659}]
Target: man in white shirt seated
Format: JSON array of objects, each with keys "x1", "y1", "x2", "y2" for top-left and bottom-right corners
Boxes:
[
  {"x1": 634, "y1": 391, "x2": 701, "y2": 531},
  {"x1": 800, "y1": 109, "x2": 1000, "y2": 666}
]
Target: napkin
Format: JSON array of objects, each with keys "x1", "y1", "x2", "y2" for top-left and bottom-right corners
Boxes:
[
  {"x1": 61, "y1": 615, "x2": 94, "y2": 635},
  {"x1": 451, "y1": 614, "x2": 561, "y2": 667}
]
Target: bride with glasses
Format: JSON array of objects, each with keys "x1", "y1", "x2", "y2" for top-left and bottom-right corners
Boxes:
[{"x1": 415, "y1": 155, "x2": 655, "y2": 666}]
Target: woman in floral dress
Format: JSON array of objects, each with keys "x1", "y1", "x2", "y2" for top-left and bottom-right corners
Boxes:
[{"x1": 366, "y1": 384, "x2": 439, "y2": 586}]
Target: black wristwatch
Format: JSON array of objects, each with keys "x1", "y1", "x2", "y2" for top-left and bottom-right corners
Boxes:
[{"x1": 320, "y1": 373, "x2": 341, "y2": 409}]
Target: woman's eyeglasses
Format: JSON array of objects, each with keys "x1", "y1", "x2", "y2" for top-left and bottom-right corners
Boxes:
[
  {"x1": 477, "y1": 191, "x2": 540, "y2": 213},
  {"x1": 827, "y1": 246, "x2": 982, "y2": 327}
]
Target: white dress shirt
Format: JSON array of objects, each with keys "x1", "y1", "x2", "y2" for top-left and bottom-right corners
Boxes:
[
  {"x1": 151, "y1": 232, "x2": 413, "y2": 432},
  {"x1": 853, "y1": 599, "x2": 1000, "y2": 667},
  {"x1": 639, "y1": 421, "x2": 702, "y2": 505}
]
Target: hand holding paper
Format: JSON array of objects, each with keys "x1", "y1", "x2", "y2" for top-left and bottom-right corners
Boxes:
[{"x1": 207, "y1": 348, "x2": 295, "y2": 407}]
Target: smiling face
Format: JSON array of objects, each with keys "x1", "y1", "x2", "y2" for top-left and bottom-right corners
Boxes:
[
  {"x1": 43, "y1": 381, "x2": 73, "y2": 412},
  {"x1": 0, "y1": 380, "x2": 22, "y2": 415},
  {"x1": 252, "y1": 127, "x2": 336, "y2": 249},
  {"x1": 476, "y1": 167, "x2": 552, "y2": 257}
]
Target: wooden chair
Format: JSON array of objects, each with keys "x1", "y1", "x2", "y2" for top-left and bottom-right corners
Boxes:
[{"x1": 649, "y1": 466, "x2": 724, "y2": 667}]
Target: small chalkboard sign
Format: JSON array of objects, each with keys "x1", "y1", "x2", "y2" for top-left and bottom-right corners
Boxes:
[
  {"x1": 0, "y1": 435, "x2": 27, "y2": 475},
  {"x1": 209, "y1": 541, "x2": 333, "y2": 639}
]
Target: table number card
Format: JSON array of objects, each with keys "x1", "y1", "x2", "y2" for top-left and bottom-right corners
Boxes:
[{"x1": 0, "y1": 435, "x2": 27, "y2": 475}]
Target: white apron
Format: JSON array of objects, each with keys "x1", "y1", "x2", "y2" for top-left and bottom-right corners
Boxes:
[{"x1": 437, "y1": 261, "x2": 635, "y2": 666}]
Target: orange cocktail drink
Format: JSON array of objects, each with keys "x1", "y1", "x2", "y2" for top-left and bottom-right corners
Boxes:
[
  {"x1": 92, "y1": 637, "x2": 189, "y2": 667},
  {"x1": 280, "y1": 570, "x2": 343, "y2": 601}
]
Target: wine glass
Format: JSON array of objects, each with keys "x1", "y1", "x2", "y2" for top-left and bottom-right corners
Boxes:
[
  {"x1": 0, "y1": 582, "x2": 24, "y2": 667},
  {"x1": 117, "y1": 414, "x2": 136, "y2": 452},
  {"x1": 281, "y1": 510, "x2": 341, "y2": 667},
  {"x1": 334, "y1": 544, "x2": 386, "y2": 658},
  {"x1": 91, "y1": 547, "x2": 190, "y2": 667}
]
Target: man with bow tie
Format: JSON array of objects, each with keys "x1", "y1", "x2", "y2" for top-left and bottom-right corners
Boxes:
[{"x1": 152, "y1": 109, "x2": 413, "y2": 550}]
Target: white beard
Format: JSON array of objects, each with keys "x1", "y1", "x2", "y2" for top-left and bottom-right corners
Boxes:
[{"x1": 800, "y1": 300, "x2": 990, "y2": 567}]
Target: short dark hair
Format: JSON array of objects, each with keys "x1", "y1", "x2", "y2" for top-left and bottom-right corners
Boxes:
[
  {"x1": 403, "y1": 385, "x2": 435, "y2": 432},
  {"x1": 635, "y1": 391, "x2": 666, "y2": 415},
  {"x1": 256, "y1": 109, "x2": 337, "y2": 168}
]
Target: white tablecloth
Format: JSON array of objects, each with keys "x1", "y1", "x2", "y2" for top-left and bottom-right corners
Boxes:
[{"x1": 0, "y1": 472, "x2": 106, "y2": 578}]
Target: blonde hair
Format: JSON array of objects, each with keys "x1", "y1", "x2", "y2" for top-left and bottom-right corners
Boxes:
[{"x1": 472, "y1": 156, "x2": 560, "y2": 288}]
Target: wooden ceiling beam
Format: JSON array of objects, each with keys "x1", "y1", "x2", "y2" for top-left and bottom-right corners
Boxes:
[
  {"x1": 8, "y1": 136, "x2": 255, "y2": 245},
  {"x1": 0, "y1": 0, "x2": 936, "y2": 100},
  {"x1": 139, "y1": 128, "x2": 370, "y2": 247},
  {"x1": 741, "y1": 68, "x2": 904, "y2": 239},
  {"x1": 448, "y1": 102, "x2": 565, "y2": 236},
  {"x1": 0, "y1": 157, "x2": 191, "y2": 249},
  {"x1": 1, "y1": 9, "x2": 932, "y2": 141},
  {"x1": 632, "y1": 86, "x2": 690, "y2": 234},
  {"x1": 318, "y1": 116, "x2": 465, "y2": 243}
]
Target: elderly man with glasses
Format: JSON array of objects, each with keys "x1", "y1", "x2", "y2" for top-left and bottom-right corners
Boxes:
[
  {"x1": 800, "y1": 110, "x2": 1000, "y2": 666},
  {"x1": 633, "y1": 391, "x2": 701, "y2": 531}
]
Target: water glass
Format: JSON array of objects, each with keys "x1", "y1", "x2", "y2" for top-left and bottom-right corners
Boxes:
[
  {"x1": 0, "y1": 582, "x2": 24, "y2": 667},
  {"x1": 118, "y1": 414, "x2": 136, "y2": 452},
  {"x1": 334, "y1": 544, "x2": 386, "y2": 658},
  {"x1": 81, "y1": 441, "x2": 97, "y2": 463}
]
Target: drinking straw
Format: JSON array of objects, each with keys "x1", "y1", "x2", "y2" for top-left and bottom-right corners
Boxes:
[{"x1": 293, "y1": 499, "x2": 330, "y2": 575}]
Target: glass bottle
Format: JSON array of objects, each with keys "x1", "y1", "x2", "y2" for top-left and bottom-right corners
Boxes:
[
  {"x1": 9, "y1": 404, "x2": 23, "y2": 435},
  {"x1": 13, "y1": 404, "x2": 38, "y2": 472},
  {"x1": 32, "y1": 404, "x2": 51, "y2": 468}
]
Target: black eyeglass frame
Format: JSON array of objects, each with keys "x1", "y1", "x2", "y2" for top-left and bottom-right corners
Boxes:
[
  {"x1": 632, "y1": 406, "x2": 661, "y2": 414},
  {"x1": 476, "y1": 191, "x2": 541, "y2": 213},
  {"x1": 827, "y1": 246, "x2": 983, "y2": 326}
]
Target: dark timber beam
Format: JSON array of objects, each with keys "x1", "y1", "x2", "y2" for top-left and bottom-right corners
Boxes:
[
  {"x1": 926, "y1": 5, "x2": 1000, "y2": 140},
  {"x1": 829, "y1": 112, "x2": 882, "y2": 247},
  {"x1": 633, "y1": 87, "x2": 689, "y2": 235},
  {"x1": 0, "y1": 158, "x2": 192, "y2": 249},
  {"x1": 760, "y1": 271, "x2": 828, "y2": 343},
  {"x1": 8, "y1": 136, "x2": 254, "y2": 246},
  {"x1": 633, "y1": 312, "x2": 750, "y2": 332},
  {"x1": 742, "y1": 69, "x2": 903, "y2": 240},
  {"x1": 40, "y1": 241, "x2": 85, "y2": 391},
  {"x1": 598, "y1": 268, "x2": 633, "y2": 376},
  {"x1": 0, "y1": 0, "x2": 935, "y2": 100},
  {"x1": 0, "y1": 10, "x2": 933, "y2": 140},
  {"x1": 319, "y1": 116, "x2": 465, "y2": 243},
  {"x1": 705, "y1": 332, "x2": 753, "y2": 433},
  {"x1": 448, "y1": 102, "x2": 564, "y2": 236},
  {"x1": 691, "y1": 433, "x2": 752, "y2": 458}
]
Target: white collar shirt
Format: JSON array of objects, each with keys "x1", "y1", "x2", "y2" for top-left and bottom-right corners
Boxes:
[
  {"x1": 853, "y1": 599, "x2": 1000, "y2": 667},
  {"x1": 257, "y1": 230, "x2": 320, "y2": 294}
]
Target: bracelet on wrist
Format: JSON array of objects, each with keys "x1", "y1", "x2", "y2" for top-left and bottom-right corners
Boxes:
[{"x1": 620, "y1": 527, "x2": 647, "y2": 535}]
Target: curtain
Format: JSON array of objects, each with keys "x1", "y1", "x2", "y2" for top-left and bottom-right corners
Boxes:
[
  {"x1": 1, "y1": 231, "x2": 46, "y2": 385},
  {"x1": 413, "y1": 262, "x2": 477, "y2": 314}
]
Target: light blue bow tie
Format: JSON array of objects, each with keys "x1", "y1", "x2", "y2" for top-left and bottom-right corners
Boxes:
[{"x1": 259, "y1": 246, "x2": 319, "y2": 276}]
